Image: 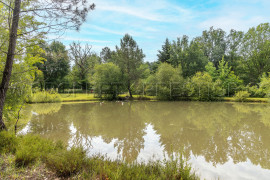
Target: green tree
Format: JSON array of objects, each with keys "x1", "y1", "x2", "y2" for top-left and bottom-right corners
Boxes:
[
  {"x1": 206, "y1": 58, "x2": 243, "y2": 96},
  {"x1": 226, "y1": 29, "x2": 244, "y2": 71},
  {"x1": 0, "y1": 0, "x2": 95, "y2": 130},
  {"x1": 0, "y1": 1, "x2": 45, "y2": 130},
  {"x1": 168, "y1": 36, "x2": 188, "y2": 68},
  {"x1": 145, "y1": 63, "x2": 184, "y2": 100},
  {"x1": 157, "y1": 38, "x2": 171, "y2": 64},
  {"x1": 240, "y1": 23, "x2": 270, "y2": 85},
  {"x1": 187, "y1": 72, "x2": 223, "y2": 101},
  {"x1": 35, "y1": 41, "x2": 70, "y2": 90},
  {"x1": 69, "y1": 42, "x2": 100, "y2": 90},
  {"x1": 183, "y1": 40, "x2": 208, "y2": 77},
  {"x1": 92, "y1": 63, "x2": 123, "y2": 100},
  {"x1": 197, "y1": 27, "x2": 227, "y2": 67},
  {"x1": 115, "y1": 34, "x2": 145, "y2": 98},
  {"x1": 100, "y1": 47, "x2": 114, "y2": 63},
  {"x1": 161, "y1": 36, "x2": 207, "y2": 77},
  {"x1": 257, "y1": 73, "x2": 270, "y2": 97}
]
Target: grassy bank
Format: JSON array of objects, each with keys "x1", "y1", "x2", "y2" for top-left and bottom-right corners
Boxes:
[
  {"x1": 27, "y1": 92, "x2": 269, "y2": 103},
  {"x1": 222, "y1": 97, "x2": 269, "y2": 102},
  {"x1": 62, "y1": 93, "x2": 269, "y2": 103},
  {"x1": 0, "y1": 131, "x2": 199, "y2": 180},
  {"x1": 27, "y1": 91, "x2": 62, "y2": 103},
  {"x1": 61, "y1": 93, "x2": 99, "y2": 102},
  {"x1": 61, "y1": 93, "x2": 157, "y2": 102}
]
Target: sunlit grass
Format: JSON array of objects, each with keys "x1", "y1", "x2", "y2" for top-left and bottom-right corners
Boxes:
[
  {"x1": 40, "y1": 93, "x2": 269, "y2": 103},
  {"x1": 60, "y1": 93, "x2": 99, "y2": 102},
  {"x1": 222, "y1": 97, "x2": 268, "y2": 102}
]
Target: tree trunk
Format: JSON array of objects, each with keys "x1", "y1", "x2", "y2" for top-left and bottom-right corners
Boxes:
[
  {"x1": 128, "y1": 82, "x2": 133, "y2": 98},
  {"x1": 0, "y1": 0, "x2": 21, "y2": 131}
]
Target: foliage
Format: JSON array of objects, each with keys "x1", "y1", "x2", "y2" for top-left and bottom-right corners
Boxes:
[
  {"x1": 84, "y1": 154, "x2": 198, "y2": 180},
  {"x1": 187, "y1": 72, "x2": 224, "y2": 101},
  {"x1": 158, "y1": 36, "x2": 208, "y2": 77},
  {"x1": 240, "y1": 23, "x2": 270, "y2": 84},
  {"x1": 0, "y1": 131, "x2": 199, "y2": 179},
  {"x1": 156, "y1": 63, "x2": 184, "y2": 100},
  {"x1": 100, "y1": 47, "x2": 114, "y2": 63},
  {"x1": 233, "y1": 91, "x2": 250, "y2": 102},
  {"x1": 15, "y1": 135, "x2": 57, "y2": 167},
  {"x1": 258, "y1": 73, "x2": 270, "y2": 97},
  {"x1": 206, "y1": 58, "x2": 243, "y2": 96},
  {"x1": 45, "y1": 146, "x2": 87, "y2": 177},
  {"x1": 92, "y1": 63, "x2": 124, "y2": 100},
  {"x1": 0, "y1": 131, "x2": 17, "y2": 154},
  {"x1": 197, "y1": 27, "x2": 227, "y2": 67},
  {"x1": 157, "y1": 38, "x2": 171, "y2": 64},
  {"x1": 69, "y1": 42, "x2": 101, "y2": 90},
  {"x1": 247, "y1": 85, "x2": 264, "y2": 97},
  {"x1": 35, "y1": 41, "x2": 70, "y2": 90},
  {"x1": 115, "y1": 34, "x2": 145, "y2": 97},
  {"x1": 143, "y1": 63, "x2": 184, "y2": 100},
  {"x1": 27, "y1": 90, "x2": 62, "y2": 103}
]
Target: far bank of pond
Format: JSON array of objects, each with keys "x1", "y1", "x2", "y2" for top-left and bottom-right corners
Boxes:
[
  {"x1": 57, "y1": 93, "x2": 269, "y2": 103},
  {"x1": 18, "y1": 101, "x2": 270, "y2": 180}
]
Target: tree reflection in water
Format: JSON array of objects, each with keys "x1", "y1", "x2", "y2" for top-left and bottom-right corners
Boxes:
[{"x1": 24, "y1": 101, "x2": 270, "y2": 170}]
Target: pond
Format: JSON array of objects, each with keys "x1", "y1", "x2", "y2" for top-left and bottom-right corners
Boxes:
[{"x1": 20, "y1": 101, "x2": 270, "y2": 180}]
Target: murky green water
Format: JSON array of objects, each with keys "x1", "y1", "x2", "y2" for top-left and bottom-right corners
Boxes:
[{"x1": 21, "y1": 101, "x2": 270, "y2": 179}]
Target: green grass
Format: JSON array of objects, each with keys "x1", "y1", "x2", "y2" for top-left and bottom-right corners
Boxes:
[
  {"x1": 61, "y1": 93, "x2": 157, "y2": 101},
  {"x1": 222, "y1": 97, "x2": 268, "y2": 102},
  {"x1": 27, "y1": 91, "x2": 62, "y2": 103},
  {"x1": 26, "y1": 92, "x2": 269, "y2": 103},
  {"x1": 61, "y1": 93, "x2": 269, "y2": 103},
  {"x1": 60, "y1": 93, "x2": 99, "y2": 102},
  {"x1": 0, "y1": 131, "x2": 199, "y2": 180}
]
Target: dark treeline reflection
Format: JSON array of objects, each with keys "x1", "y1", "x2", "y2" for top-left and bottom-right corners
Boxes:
[{"x1": 26, "y1": 102, "x2": 270, "y2": 169}]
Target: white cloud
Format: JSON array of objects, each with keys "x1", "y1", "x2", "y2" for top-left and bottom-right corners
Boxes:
[
  {"x1": 92, "y1": 0, "x2": 193, "y2": 23},
  {"x1": 48, "y1": 35, "x2": 111, "y2": 43}
]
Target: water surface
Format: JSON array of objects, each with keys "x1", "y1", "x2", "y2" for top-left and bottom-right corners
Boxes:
[{"x1": 21, "y1": 101, "x2": 270, "y2": 179}]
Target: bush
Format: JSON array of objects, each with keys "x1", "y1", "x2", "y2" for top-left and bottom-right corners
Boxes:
[
  {"x1": 247, "y1": 85, "x2": 264, "y2": 97},
  {"x1": 258, "y1": 73, "x2": 270, "y2": 97},
  {"x1": 144, "y1": 63, "x2": 185, "y2": 100},
  {"x1": 234, "y1": 91, "x2": 250, "y2": 102},
  {"x1": 45, "y1": 146, "x2": 86, "y2": 177},
  {"x1": 187, "y1": 72, "x2": 224, "y2": 101},
  {"x1": 0, "y1": 131, "x2": 17, "y2": 154},
  {"x1": 27, "y1": 90, "x2": 62, "y2": 103},
  {"x1": 15, "y1": 135, "x2": 57, "y2": 166}
]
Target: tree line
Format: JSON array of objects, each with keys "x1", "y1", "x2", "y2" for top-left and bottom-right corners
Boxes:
[{"x1": 34, "y1": 23, "x2": 270, "y2": 100}]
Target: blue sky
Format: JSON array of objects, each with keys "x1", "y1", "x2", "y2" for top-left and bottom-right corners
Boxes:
[{"x1": 52, "y1": 0, "x2": 270, "y2": 62}]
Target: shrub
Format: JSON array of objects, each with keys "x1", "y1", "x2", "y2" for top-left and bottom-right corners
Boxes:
[
  {"x1": 247, "y1": 85, "x2": 264, "y2": 97},
  {"x1": 45, "y1": 146, "x2": 86, "y2": 177},
  {"x1": 27, "y1": 90, "x2": 62, "y2": 103},
  {"x1": 15, "y1": 135, "x2": 56, "y2": 166},
  {"x1": 0, "y1": 131, "x2": 17, "y2": 154},
  {"x1": 234, "y1": 91, "x2": 250, "y2": 102},
  {"x1": 144, "y1": 63, "x2": 185, "y2": 100},
  {"x1": 187, "y1": 72, "x2": 224, "y2": 101},
  {"x1": 258, "y1": 73, "x2": 270, "y2": 97}
]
